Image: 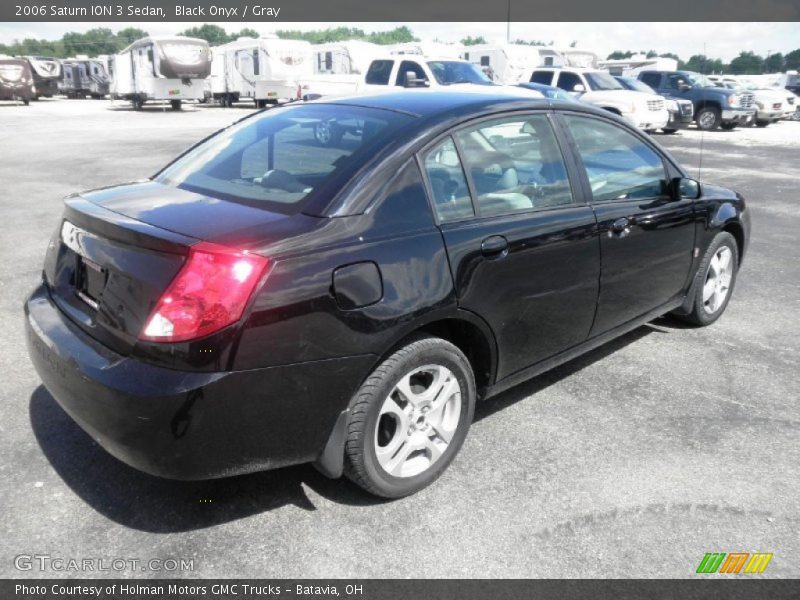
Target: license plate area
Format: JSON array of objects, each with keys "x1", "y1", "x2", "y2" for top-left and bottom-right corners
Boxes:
[{"x1": 76, "y1": 256, "x2": 105, "y2": 310}]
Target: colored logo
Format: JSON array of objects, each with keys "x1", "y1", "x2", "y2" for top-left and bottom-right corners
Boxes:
[
  {"x1": 696, "y1": 552, "x2": 773, "y2": 574},
  {"x1": 168, "y1": 89, "x2": 181, "y2": 96}
]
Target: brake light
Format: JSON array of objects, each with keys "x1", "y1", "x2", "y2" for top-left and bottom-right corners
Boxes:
[{"x1": 140, "y1": 242, "x2": 269, "y2": 343}]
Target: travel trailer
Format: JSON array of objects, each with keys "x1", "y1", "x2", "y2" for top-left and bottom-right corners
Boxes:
[
  {"x1": 597, "y1": 56, "x2": 679, "y2": 77},
  {"x1": 389, "y1": 42, "x2": 463, "y2": 59},
  {"x1": 112, "y1": 36, "x2": 211, "y2": 110},
  {"x1": 60, "y1": 57, "x2": 110, "y2": 99},
  {"x1": 208, "y1": 36, "x2": 312, "y2": 107},
  {"x1": 461, "y1": 43, "x2": 544, "y2": 83},
  {"x1": 0, "y1": 56, "x2": 35, "y2": 104},
  {"x1": 313, "y1": 40, "x2": 379, "y2": 75},
  {"x1": 23, "y1": 55, "x2": 62, "y2": 97}
]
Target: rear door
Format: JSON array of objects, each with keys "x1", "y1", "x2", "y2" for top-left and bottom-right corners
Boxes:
[
  {"x1": 558, "y1": 113, "x2": 695, "y2": 335},
  {"x1": 420, "y1": 112, "x2": 600, "y2": 380}
]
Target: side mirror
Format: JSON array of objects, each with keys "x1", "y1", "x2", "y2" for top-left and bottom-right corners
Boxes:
[
  {"x1": 404, "y1": 71, "x2": 428, "y2": 88},
  {"x1": 675, "y1": 177, "x2": 701, "y2": 200},
  {"x1": 572, "y1": 83, "x2": 586, "y2": 93},
  {"x1": 678, "y1": 82, "x2": 692, "y2": 91}
]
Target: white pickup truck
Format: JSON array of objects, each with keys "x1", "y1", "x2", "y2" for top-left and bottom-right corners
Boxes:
[
  {"x1": 529, "y1": 67, "x2": 670, "y2": 131},
  {"x1": 303, "y1": 56, "x2": 496, "y2": 98}
]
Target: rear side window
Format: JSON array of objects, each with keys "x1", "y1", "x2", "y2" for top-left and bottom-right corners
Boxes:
[
  {"x1": 366, "y1": 60, "x2": 393, "y2": 85},
  {"x1": 156, "y1": 104, "x2": 413, "y2": 214},
  {"x1": 423, "y1": 137, "x2": 474, "y2": 223},
  {"x1": 640, "y1": 72, "x2": 662, "y2": 88},
  {"x1": 563, "y1": 116, "x2": 668, "y2": 202},
  {"x1": 556, "y1": 71, "x2": 583, "y2": 92},
  {"x1": 455, "y1": 115, "x2": 573, "y2": 217},
  {"x1": 530, "y1": 70, "x2": 554, "y2": 85}
]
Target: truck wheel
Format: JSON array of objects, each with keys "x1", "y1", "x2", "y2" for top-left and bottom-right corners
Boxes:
[
  {"x1": 755, "y1": 120, "x2": 770, "y2": 128},
  {"x1": 662, "y1": 128, "x2": 678, "y2": 134},
  {"x1": 720, "y1": 122, "x2": 738, "y2": 130},
  {"x1": 170, "y1": 100, "x2": 182, "y2": 111},
  {"x1": 344, "y1": 336, "x2": 476, "y2": 498},
  {"x1": 695, "y1": 107, "x2": 721, "y2": 130},
  {"x1": 132, "y1": 97, "x2": 144, "y2": 111}
]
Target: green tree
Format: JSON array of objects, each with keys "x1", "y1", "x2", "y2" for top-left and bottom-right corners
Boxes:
[
  {"x1": 461, "y1": 36, "x2": 487, "y2": 46},
  {"x1": 606, "y1": 50, "x2": 634, "y2": 60},
  {"x1": 729, "y1": 51, "x2": 764, "y2": 75},
  {"x1": 367, "y1": 26, "x2": 418, "y2": 45},
  {"x1": 179, "y1": 24, "x2": 231, "y2": 45},
  {"x1": 62, "y1": 28, "x2": 120, "y2": 57},
  {"x1": 683, "y1": 54, "x2": 725, "y2": 74},
  {"x1": 116, "y1": 27, "x2": 149, "y2": 46},
  {"x1": 785, "y1": 48, "x2": 800, "y2": 70},
  {"x1": 764, "y1": 52, "x2": 784, "y2": 73},
  {"x1": 236, "y1": 28, "x2": 260, "y2": 39},
  {"x1": 513, "y1": 39, "x2": 549, "y2": 46}
]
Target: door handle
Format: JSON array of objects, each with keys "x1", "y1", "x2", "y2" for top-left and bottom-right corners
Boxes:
[
  {"x1": 609, "y1": 217, "x2": 632, "y2": 238},
  {"x1": 481, "y1": 235, "x2": 509, "y2": 258}
]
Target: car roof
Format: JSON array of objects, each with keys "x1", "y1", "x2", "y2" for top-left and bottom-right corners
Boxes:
[{"x1": 315, "y1": 89, "x2": 596, "y2": 119}]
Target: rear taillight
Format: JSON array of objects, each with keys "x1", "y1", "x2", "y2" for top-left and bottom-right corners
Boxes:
[{"x1": 140, "y1": 242, "x2": 269, "y2": 343}]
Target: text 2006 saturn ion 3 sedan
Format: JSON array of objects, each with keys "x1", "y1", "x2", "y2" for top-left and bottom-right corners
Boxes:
[{"x1": 26, "y1": 91, "x2": 750, "y2": 498}]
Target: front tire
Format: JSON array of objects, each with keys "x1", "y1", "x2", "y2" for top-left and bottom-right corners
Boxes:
[
  {"x1": 662, "y1": 128, "x2": 679, "y2": 134},
  {"x1": 695, "y1": 107, "x2": 721, "y2": 130},
  {"x1": 755, "y1": 120, "x2": 770, "y2": 128},
  {"x1": 344, "y1": 336, "x2": 476, "y2": 498},
  {"x1": 674, "y1": 232, "x2": 739, "y2": 326}
]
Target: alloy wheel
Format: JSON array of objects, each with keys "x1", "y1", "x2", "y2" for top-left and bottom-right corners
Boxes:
[
  {"x1": 374, "y1": 364, "x2": 462, "y2": 478},
  {"x1": 703, "y1": 246, "x2": 733, "y2": 314}
]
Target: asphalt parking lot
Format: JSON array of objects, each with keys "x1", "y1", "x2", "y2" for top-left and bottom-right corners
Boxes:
[{"x1": 1, "y1": 98, "x2": 798, "y2": 579}]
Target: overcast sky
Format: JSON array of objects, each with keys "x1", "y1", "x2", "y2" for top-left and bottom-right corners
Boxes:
[{"x1": 2, "y1": 22, "x2": 798, "y2": 61}]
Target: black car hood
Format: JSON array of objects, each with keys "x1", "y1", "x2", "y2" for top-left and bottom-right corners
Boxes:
[{"x1": 81, "y1": 180, "x2": 297, "y2": 244}]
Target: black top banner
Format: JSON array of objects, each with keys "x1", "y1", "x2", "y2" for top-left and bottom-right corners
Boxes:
[{"x1": 4, "y1": 0, "x2": 800, "y2": 22}]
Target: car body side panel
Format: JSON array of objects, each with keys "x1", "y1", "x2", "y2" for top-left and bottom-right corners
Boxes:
[{"x1": 440, "y1": 206, "x2": 600, "y2": 380}]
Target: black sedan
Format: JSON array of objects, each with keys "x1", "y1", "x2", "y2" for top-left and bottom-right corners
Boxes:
[{"x1": 25, "y1": 91, "x2": 750, "y2": 498}]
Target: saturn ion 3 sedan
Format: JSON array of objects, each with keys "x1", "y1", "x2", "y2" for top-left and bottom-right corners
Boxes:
[{"x1": 25, "y1": 91, "x2": 750, "y2": 498}]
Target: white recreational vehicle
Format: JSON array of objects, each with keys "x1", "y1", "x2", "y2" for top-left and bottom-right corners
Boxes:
[
  {"x1": 461, "y1": 43, "x2": 545, "y2": 83},
  {"x1": 111, "y1": 36, "x2": 211, "y2": 110},
  {"x1": 60, "y1": 57, "x2": 110, "y2": 99},
  {"x1": 209, "y1": 36, "x2": 313, "y2": 107},
  {"x1": 597, "y1": 56, "x2": 679, "y2": 77},
  {"x1": 313, "y1": 41, "x2": 379, "y2": 75},
  {"x1": 389, "y1": 42, "x2": 463, "y2": 59}
]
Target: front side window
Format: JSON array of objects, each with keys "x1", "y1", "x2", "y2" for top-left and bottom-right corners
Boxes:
[
  {"x1": 556, "y1": 71, "x2": 583, "y2": 92},
  {"x1": 395, "y1": 60, "x2": 428, "y2": 86},
  {"x1": 563, "y1": 116, "x2": 668, "y2": 203},
  {"x1": 423, "y1": 137, "x2": 474, "y2": 223},
  {"x1": 365, "y1": 60, "x2": 393, "y2": 85},
  {"x1": 455, "y1": 115, "x2": 573, "y2": 217},
  {"x1": 156, "y1": 104, "x2": 413, "y2": 214}
]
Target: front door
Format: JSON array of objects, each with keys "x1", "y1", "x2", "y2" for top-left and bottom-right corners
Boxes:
[
  {"x1": 421, "y1": 113, "x2": 601, "y2": 380},
  {"x1": 559, "y1": 113, "x2": 695, "y2": 335}
]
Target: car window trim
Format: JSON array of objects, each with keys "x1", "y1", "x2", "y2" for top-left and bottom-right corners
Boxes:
[
  {"x1": 415, "y1": 108, "x2": 587, "y2": 226},
  {"x1": 553, "y1": 110, "x2": 685, "y2": 205}
]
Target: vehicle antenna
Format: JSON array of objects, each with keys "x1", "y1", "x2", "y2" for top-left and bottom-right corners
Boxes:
[{"x1": 698, "y1": 42, "x2": 707, "y2": 179}]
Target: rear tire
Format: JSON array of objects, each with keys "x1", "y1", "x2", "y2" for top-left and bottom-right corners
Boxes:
[
  {"x1": 344, "y1": 336, "x2": 476, "y2": 498},
  {"x1": 673, "y1": 232, "x2": 739, "y2": 327},
  {"x1": 170, "y1": 100, "x2": 182, "y2": 111},
  {"x1": 695, "y1": 107, "x2": 721, "y2": 130},
  {"x1": 662, "y1": 128, "x2": 679, "y2": 134},
  {"x1": 755, "y1": 120, "x2": 770, "y2": 128},
  {"x1": 131, "y1": 97, "x2": 144, "y2": 111}
]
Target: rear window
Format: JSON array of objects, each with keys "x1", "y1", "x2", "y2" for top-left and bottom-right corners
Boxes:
[
  {"x1": 366, "y1": 60, "x2": 393, "y2": 85},
  {"x1": 156, "y1": 104, "x2": 414, "y2": 214}
]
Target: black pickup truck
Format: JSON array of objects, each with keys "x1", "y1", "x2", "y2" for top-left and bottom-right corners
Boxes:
[{"x1": 638, "y1": 70, "x2": 756, "y2": 130}]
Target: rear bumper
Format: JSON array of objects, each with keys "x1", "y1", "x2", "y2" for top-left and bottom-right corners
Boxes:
[{"x1": 25, "y1": 282, "x2": 373, "y2": 480}]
